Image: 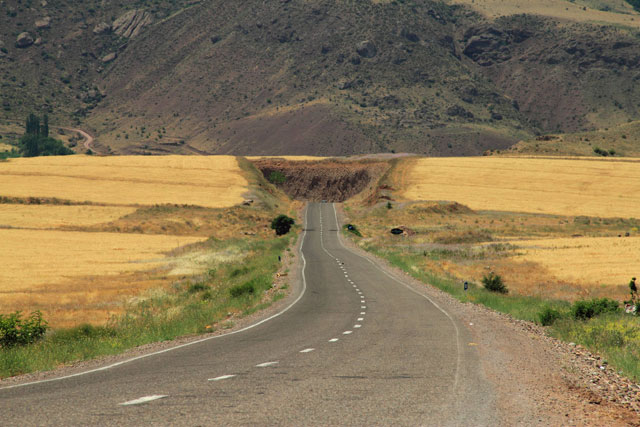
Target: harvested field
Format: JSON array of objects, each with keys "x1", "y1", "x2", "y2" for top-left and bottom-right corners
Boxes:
[
  {"x1": 509, "y1": 236, "x2": 640, "y2": 288},
  {"x1": 0, "y1": 205, "x2": 135, "y2": 229},
  {"x1": 0, "y1": 229, "x2": 204, "y2": 291},
  {"x1": 402, "y1": 157, "x2": 640, "y2": 218},
  {"x1": 0, "y1": 155, "x2": 248, "y2": 207}
]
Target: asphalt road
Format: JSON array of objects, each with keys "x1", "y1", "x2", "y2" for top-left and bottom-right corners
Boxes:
[{"x1": 1, "y1": 203, "x2": 497, "y2": 425}]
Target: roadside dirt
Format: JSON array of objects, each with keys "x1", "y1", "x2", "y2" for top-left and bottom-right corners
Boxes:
[
  {"x1": 335, "y1": 205, "x2": 640, "y2": 426},
  {"x1": 251, "y1": 158, "x2": 389, "y2": 202}
]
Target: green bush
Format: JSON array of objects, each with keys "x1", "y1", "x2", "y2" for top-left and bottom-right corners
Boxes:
[
  {"x1": 229, "y1": 282, "x2": 255, "y2": 298},
  {"x1": 0, "y1": 311, "x2": 48, "y2": 348},
  {"x1": 538, "y1": 306, "x2": 562, "y2": 326},
  {"x1": 267, "y1": 171, "x2": 286, "y2": 185},
  {"x1": 481, "y1": 272, "x2": 508, "y2": 294},
  {"x1": 344, "y1": 224, "x2": 362, "y2": 237},
  {"x1": 571, "y1": 298, "x2": 619, "y2": 320},
  {"x1": 271, "y1": 214, "x2": 295, "y2": 236}
]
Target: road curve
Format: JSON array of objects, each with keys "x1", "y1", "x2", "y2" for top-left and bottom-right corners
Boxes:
[{"x1": 0, "y1": 203, "x2": 496, "y2": 425}]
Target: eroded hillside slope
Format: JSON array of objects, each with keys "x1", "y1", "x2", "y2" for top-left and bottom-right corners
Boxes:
[{"x1": 2, "y1": 0, "x2": 640, "y2": 155}]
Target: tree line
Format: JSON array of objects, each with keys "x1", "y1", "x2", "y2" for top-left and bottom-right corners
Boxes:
[{"x1": 19, "y1": 113, "x2": 73, "y2": 157}]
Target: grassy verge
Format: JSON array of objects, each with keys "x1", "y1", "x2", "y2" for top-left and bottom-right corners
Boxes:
[
  {"x1": 358, "y1": 240, "x2": 640, "y2": 381},
  {"x1": 0, "y1": 233, "x2": 296, "y2": 379}
]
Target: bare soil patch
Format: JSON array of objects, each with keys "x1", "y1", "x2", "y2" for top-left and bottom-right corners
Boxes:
[{"x1": 251, "y1": 158, "x2": 390, "y2": 202}]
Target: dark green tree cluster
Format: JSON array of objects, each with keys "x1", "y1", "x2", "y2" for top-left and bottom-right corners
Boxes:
[
  {"x1": 627, "y1": 0, "x2": 640, "y2": 12},
  {"x1": 271, "y1": 214, "x2": 295, "y2": 235},
  {"x1": 20, "y1": 113, "x2": 73, "y2": 157}
]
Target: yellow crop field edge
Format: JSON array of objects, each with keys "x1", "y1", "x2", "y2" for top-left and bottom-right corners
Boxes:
[
  {"x1": 401, "y1": 157, "x2": 640, "y2": 218},
  {"x1": 0, "y1": 205, "x2": 136, "y2": 229},
  {"x1": 0, "y1": 229, "x2": 206, "y2": 292},
  {"x1": 507, "y1": 236, "x2": 640, "y2": 287},
  {"x1": 0, "y1": 155, "x2": 249, "y2": 207}
]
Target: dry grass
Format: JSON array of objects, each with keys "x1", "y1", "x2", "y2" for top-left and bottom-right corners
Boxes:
[
  {"x1": 0, "y1": 143, "x2": 13, "y2": 152},
  {"x1": 0, "y1": 229, "x2": 205, "y2": 327},
  {"x1": 0, "y1": 155, "x2": 248, "y2": 207},
  {"x1": 449, "y1": 0, "x2": 640, "y2": 28},
  {"x1": 0, "y1": 205, "x2": 136, "y2": 229},
  {"x1": 0, "y1": 229, "x2": 204, "y2": 291},
  {"x1": 508, "y1": 236, "x2": 640, "y2": 289},
  {"x1": 507, "y1": 120, "x2": 640, "y2": 158},
  {"x1": 401, "y1": 157, "x2": 640, "y2": 218}
]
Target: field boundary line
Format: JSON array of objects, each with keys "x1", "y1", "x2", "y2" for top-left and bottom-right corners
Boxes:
[{"x1": 0, "y1": 207, "x2": 310, "y2": 391}]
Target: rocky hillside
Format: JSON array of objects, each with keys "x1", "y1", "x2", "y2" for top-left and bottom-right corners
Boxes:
[{"x1": 1, "y1": 0, "x2": 640, "y2": 156}]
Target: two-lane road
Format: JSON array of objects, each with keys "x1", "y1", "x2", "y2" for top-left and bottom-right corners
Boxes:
[{"x1": 1, "y1": 203, "x2": 496, "y2": 425}]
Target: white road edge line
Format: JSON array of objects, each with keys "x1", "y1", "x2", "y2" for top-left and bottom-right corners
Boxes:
[
  {"x1": 255, "y1": 361, "x2": 279, "y2": 368},
  {"x1": 120, "y1": 395, "x2": 168, "y2": 406},
  {"x1": 330, "y1": 203, "x2": 463, "y2": 394},
  {"x1": 0, "y1": 207, "x2": 313, "y2": 391},
  {"x1": 209, "y1": 375, "x2": 236, "y2": 381}
]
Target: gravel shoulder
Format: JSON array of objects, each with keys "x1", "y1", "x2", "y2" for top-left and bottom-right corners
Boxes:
[{"x1": 336, "y1": 204, "x2": 640, "y2": 426}]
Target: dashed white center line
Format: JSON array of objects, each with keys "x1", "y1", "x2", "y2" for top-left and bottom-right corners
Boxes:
[
  {"x1": 208, "y1": 374, "x2": 236, "y2": 381},
  {"x1": 329, "y1": 338, "x2": 339, "y2": 342},
  {"x1": 354, "y1": 324, "x2": 362, "y2": 328},
  {"x1": 361, "y1": 306, "x2": 367, "y2": 309},
  {"x1": 120, "y1": 395, "x2": 168, "y2": 406},
  {"x1": 255, "y1": 361, "x2": 279, "y2": 368},
  {"x1": 343, "y1": 331, "x2": 353, "y2": 335},
  {"x1": 300, "y1": 348, "x2": 315, "y2": 353},
  {"x1": 357, "y1": 317, "x2": 364, "y2": 321},
  {"x1": 360, "y1": 312, "x2": 366, "y2": 315}
]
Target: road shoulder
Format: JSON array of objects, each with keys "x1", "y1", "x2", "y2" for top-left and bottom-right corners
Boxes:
[{"x1": 335, "y1": 204, "x2": 639, "y2": 426}]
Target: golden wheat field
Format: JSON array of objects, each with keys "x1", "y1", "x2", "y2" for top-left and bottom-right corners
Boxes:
[
  {"x1": 0, "y1": 205, "x2": 136, "y2": 228},
  {"x1": 448, "y1": 0, "x2": 640, "y2": 28},
  {"x1": 0, "y1": 155, "x2": 251, "y2": 327},
  {"x1": 402, "y1": 157, "x2": 640, "y2": 218},
  {"x1": 0, "y1": 229, "x2": 205, "y2": 291},
  {"x1": 508, "y1": 236, "x2": 640, "y2": 287},
  {"x1": 0, "y1": 155, "x2": 248, "y2": 207}
]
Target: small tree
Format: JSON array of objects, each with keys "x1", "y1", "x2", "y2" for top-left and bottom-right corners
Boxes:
[
  {"x1": 41, "y1": 114, "x2": 49, "y2": 138},
  {"x1": 268, "y1": 171, "x2": 286, "y2": 185},
  {"x1": 626, "y1": 277, "x2": 638, "y2": 314},
  {"x1": 482, "y1": 272, "x2": 508, "y2": 294},
  {"x1": 271, "y1": 214, "x2": 295, "y2": 236}
]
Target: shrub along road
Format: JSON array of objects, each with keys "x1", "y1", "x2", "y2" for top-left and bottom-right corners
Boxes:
[{"x1": 0, "y1": 203, "x2": 635, "y2": 425}]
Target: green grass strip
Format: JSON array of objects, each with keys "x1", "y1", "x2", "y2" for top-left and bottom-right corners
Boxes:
[{"x1": 0, "y1": 234, "x2": 295, "y2": 379}]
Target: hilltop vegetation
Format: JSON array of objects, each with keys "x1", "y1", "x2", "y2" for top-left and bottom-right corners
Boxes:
[{"x1": 1, "y1": 0, "x2": 640, "y2": 155}]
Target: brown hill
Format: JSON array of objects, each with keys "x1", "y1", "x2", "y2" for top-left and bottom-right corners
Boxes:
[{"x1": 1, "y1": 0, "x2": 640, "y2": 155}]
